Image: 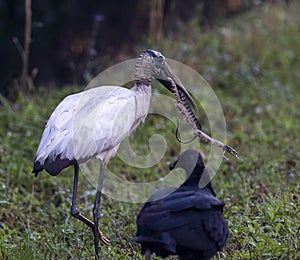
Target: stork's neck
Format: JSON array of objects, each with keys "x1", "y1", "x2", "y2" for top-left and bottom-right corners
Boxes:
[{"x1": 133, "y1": 82, "x2": 152, "y2": 93}]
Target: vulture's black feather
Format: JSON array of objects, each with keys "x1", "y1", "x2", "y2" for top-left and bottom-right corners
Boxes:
[{"x1": 133, "y1": 149, "x2": 229, "y2": 259}]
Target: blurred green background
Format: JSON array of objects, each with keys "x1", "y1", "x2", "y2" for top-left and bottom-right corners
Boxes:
[
  {"x1": 1, "y1": 0, "x2": 261, "y2": 97},
  {"x1": 0, "y1": 0, "x2": 299, "y2": 259}
]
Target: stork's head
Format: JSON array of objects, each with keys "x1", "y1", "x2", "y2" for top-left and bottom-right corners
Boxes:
[
  {"x1": 135, "y1": 49, "x2": 197, "y2": 112},
  {"x1": 135, "y1": 50, "x2": 165, "y2": 85}
]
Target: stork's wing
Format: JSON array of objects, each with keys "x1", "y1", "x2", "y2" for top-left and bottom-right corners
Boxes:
[
  {"x1": 35, "y1": 86, "x2": 151, "y2": 164},
  {"x1": 35, "y1": 91, "x2": 82, "y2": 163},
  {"x1": 92, "y1": 86, "x2": 151, "y2": 162}
]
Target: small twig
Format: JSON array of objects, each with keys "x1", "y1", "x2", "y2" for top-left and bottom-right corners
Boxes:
[
  {"x1": 12, "y1": 37, "x2": 24, "y2": 57},
  {"x1": 149, "y1": 0, "x2": 165, "y2": 43},
  {"x1": 84, "y1": 14, "x2": 105, "y2": 82},
  {"x1": 21, "y1": 0, "x2": 32, "y2": 93}
]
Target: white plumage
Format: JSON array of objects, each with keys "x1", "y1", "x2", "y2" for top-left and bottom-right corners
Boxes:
[{"x1": 35, "y1": 85, "x2": 151, "y2": 166}]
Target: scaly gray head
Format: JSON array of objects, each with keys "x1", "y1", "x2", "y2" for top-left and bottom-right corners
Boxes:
[
  {"x1": 135, "y1": 50, "x2": 165, "y2": 85},
  {"x1": 135, "y1": 49, "x2": 198, "y2": 118}
]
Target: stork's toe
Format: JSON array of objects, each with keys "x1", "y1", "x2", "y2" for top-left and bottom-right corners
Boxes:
[{"x1": 99, "y1": 230, "x2": 110, "y2": 246}]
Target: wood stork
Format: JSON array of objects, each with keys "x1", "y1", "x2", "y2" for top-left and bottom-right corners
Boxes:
[
  {"x1": 32, "y1": 50, "x2": 197, "y2": 258},
  {"x1": 133, "y1": 149, "x2": 229, "y2": 259}
]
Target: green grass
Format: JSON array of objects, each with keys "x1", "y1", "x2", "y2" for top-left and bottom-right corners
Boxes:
[{"x1": 1, "y1": 1, "x2": 300, "y2": 259}]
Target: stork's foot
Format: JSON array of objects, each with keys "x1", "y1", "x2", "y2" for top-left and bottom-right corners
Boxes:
[
  {"x1": 99, "y1": 229, "x2": 110, "y2": 246},
  {"x1": 70, "y1": 207, "x2": 110, "y2": 246}
]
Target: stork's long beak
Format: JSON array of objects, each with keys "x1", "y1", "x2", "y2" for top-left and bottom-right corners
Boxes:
[{"x1": 155, "y1": 62, "x2": 198, "y2": 113}]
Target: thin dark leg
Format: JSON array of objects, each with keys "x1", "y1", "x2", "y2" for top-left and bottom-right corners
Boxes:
[
  {"x1": 70, "y1": 162, "x2": 110, "y2": 249},
  {"x1": 145, "y1": 249, "x2": 151, "y2": 260},
  {"x1": 71, "y1": 162, "x2": 94, "y2": 228},
  {"x1": 93, "y1": 162, "x2": 106, "y2": 259}
]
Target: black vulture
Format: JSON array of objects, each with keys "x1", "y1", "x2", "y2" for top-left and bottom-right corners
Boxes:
[{"x1": 133, "y1": 149, "x2": 229, "y2": 259}]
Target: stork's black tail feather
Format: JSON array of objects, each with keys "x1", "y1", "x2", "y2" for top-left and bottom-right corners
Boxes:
[
  {"x1": 32, "y1": 156, "x2": 76, "y2": 177},
  {"x1": 32, "y1": 159, "x2": 44, "y2": 177}
]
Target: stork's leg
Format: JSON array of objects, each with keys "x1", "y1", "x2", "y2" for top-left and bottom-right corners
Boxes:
[
  {"x1": 93, "y1": 162, "x2": 106, "y2": 259},
  {"x1": 70, "y1": 162, "x2": 110, "y2": 247}
]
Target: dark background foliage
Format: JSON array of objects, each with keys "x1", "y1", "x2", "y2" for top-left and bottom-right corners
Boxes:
[{"x1": 0, "y1": 0, "x2": 256, "y2": 95}]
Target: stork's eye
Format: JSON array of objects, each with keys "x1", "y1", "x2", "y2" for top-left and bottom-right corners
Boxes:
[{"x1": 157, "y1": 55, "x2": 165, "y2": 63}]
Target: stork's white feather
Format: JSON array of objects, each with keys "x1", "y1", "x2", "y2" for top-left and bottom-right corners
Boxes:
[{"x1": 35, "y1": 85, "x2": 151, "y2": 164}]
